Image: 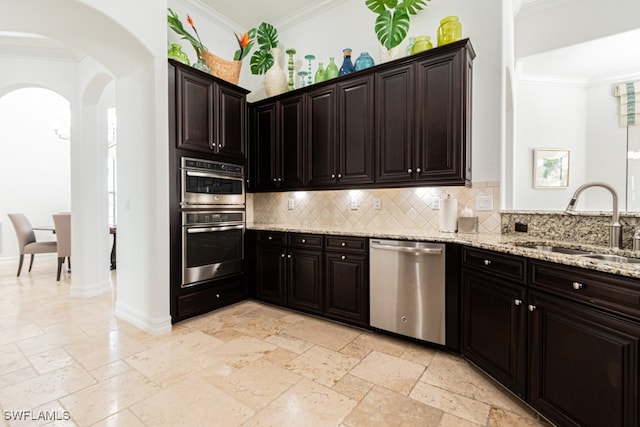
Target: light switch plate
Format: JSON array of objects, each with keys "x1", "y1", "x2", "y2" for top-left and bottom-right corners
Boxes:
[
  {"x1": 287, "y1": 198, "x2": 295, "y2": 210},
  {"x1": 476, "y1": 195, "x2": 493, "y2": 211},
  {"x1": 350, "y1": 199, "x2": 358, "y2": 210},
  {"x1": 432, "y1": 198, "x2": 441, "y2": 210}
]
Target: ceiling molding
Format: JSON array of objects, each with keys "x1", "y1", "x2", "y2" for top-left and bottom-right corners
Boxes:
[
  {"x1": 275, "y1": 0, "x2": 347, "y2": 31},
  {"x1": 173, "y1": 0, "x2": 244, "y2": 33}
]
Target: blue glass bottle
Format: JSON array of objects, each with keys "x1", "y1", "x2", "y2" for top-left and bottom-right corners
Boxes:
[
  {"x1": 354, "y1": 52, "x2": 375, "y2": 71},
  {"x1": 339, "y1": 48, "x2": 355, "y2": 76}
]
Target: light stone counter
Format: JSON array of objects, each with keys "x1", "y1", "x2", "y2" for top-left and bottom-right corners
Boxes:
[{"x1": 247, "y1": 223, "x2": 640, "y2": 280}]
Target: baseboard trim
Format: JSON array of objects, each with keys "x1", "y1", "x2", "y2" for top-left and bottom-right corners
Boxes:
[{"x1": 115, "y1": 301, "x2": 172, "y2": 336}]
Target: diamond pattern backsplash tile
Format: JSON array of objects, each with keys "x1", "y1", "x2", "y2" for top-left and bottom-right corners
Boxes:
[{"x1": 248, "y1": 182, "x2": 501, "y2": 234}]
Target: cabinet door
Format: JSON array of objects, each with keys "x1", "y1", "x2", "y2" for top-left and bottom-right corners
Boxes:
[
  {"x1": 336, "y1": 76, "x2": 374, "y2": 185},
  {"x1": 216, "y1": 85, "x2": 246, "y2": 158},
  {"x1": 280, "y1": 95, "x2": 306, "y2": 188},
  {"x1": 528, "y1": 290, "x2": 639, "y2": 427},
  {"x1": 461, "y1": 270, "x2": 527, "y2": 397},
  {"x1": 325, "y1": 252, "x2": 368, "y2": 327},
  {"x1": 287, "y1": 249, "x2": 323, "y2": 315},
  {"x1": 252, "y1": 102, "x2": 278, "y2": 190},
  {"x1": 256, "y1": 244, "x2": 286, "y2": 305},
  {"x1": 175, "y1": 68, "x2": 215, "y2": 152},
  {"x1": 414, "y1": 49, "x2": 466, "y2": 184},
  {"x1": 307, "y1": 86, "x2": 337, "y2": 187},
  {"x1": 374, "y1": 64, "x2": 415, "y2": 183}
]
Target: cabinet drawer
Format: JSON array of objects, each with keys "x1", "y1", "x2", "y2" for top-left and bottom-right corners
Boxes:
[
  {"x1": 325, "y1": 236, "x2": 367, "y2": 253},
  {"x1": 178, "y1": 278, "x2": 246, "y2": 319},
  {"x1": 462, "y1": 247, "x2": 527, "y2": 283},
  {"x1": 288, "y1": 233, "x2": 323, "y2": 249},
  {"x1": 257, "y1": 231, "x2": 286, "y2": 246},
  {"x1": 530, "y1": 260, "x2": 640, "y2": 319}
]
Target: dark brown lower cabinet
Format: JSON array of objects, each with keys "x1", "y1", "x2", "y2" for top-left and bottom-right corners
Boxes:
[
  {"x1": 528, "y1": 290, "x2": 639, "y2": 427},
  {"x1": 287, "y1": 248, "x2": 323, "y2": 315},
  {"x1": 461, "y1": 270, "x2": 527, "y2": 397},
  {"x1": 325, "y1": 252, "x2": 369, "y2": 327},
  {"x1": 256, "y1": 243, "x2": 287, "y2": 306}
]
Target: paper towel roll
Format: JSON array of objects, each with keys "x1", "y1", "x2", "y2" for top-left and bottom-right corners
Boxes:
[{"x1": 439, "y1": 195, "x2": 458, "y2": 232}]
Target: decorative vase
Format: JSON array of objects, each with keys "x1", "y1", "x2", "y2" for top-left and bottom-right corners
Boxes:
[
  {"x1": 410, "y1": 35, "x2": 433, "y2": 54},
  {"x1": 379, "y1": 43, "x2": 401, "y2": 63},
  {"x1": 192, "y1": 57, "x2": 210, "y2": 73},
  {"x1": 314, "y1": 62, "x2": 326, "y2": 83},
  {"x1": 167, "y1": 43, "x2": 189, "y2": 65},
  {"x1": 339, "y1": 48, "x2": 355, "y2": 76},
  {"x1": 285, "y1": 48, "x2": 296, "y2": 91},
  {"x1": 437, "y1": 16, "x2": 462, "y2": 46},
  {"x1": 325, "y1": 57, "x2": 339, "y2": 79},
  {"x1": 264, "y1": 47, "x2": 287, "y2": 97},
  {"x1": 354, "y1": 52, "x2": 375, "y2": 71}
]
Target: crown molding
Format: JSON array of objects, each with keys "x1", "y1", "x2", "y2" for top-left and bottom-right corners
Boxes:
[
  {"x1": 173, "y1": 0, "x2": 244, "y2": 33},
  {"x1": 275, "y1": 0, "x2": 347, "y2": 31}
]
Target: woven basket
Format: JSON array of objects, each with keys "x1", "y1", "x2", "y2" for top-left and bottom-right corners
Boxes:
[{"x1": 201, "y1": 50, "x2": 242, "y2": 85}]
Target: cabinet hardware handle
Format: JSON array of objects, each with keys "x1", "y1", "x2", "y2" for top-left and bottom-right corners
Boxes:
[
  {"x1": 416, "y1": 167, "x2": 422, "y2": 173},
  {"x1": 341, "y1": 242, "x2": 346, "y2": 247},
  {"x1": 514, "y1": 299, "x2": 522, "y2": 306},
  {"x1": 572, "y1": 282, "x2": 583, "y2": 290},
  {"x1": 268, "y1": 236, "x2": 273, "y2": 240},
  {"x1": 483, "y1": 259, "x2": 491, "y2": 266},
  {"x1": 528, "y1": 305, "x2": 536, "y2": 312},
  {"x1": 407, "y1": 168, "x2": 413, "y2": 174},
  {"x1": 216, "y1": 294, "x2": 220, "y2": 298},
  {"x1": 273, "y1": 178, "x2": 277, "y2": 182},
  {"x1": 341, "y1": 255, "x2": 346, "y2": 260},
  {"x1": 218, "y1": 143, "x2": 221, "y2": 148},
  {"x1": 337, "y1": 173, "x2": 342, "y2": 178},
  {"x1": 281, "y1": 253, "x2": 285, "y2": 258},
  {"x1": 302, "y1": 239, "x2": 306, "y2": 243},
  {"x1": 331, "y1": 174, "x2": 336, "y2": 179},
  {"x1": 287, "y1": 254, "x2": 292, "y2": 259},
  {"x1": 277, "y1": 178, "x2": 282, "y2": 182}
]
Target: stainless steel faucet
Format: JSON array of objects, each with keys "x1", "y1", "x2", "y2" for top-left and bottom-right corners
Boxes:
[{"x1": 564, "y1": 182, "x2": 622, "y2": 249}]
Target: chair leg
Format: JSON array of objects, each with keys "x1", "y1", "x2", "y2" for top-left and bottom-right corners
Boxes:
[
  {"x1": 67, "y1": 257, "x2": 71, "y2": 271},
  {"x1": 56, "y1": 257, "x2": 64, "y2": 281},
  {"x1": 17, "y1": 255, "x2": 24, "y2": 277},
  {"x1": 28, "y1": 254, "x2": 35, "y2": 272}
]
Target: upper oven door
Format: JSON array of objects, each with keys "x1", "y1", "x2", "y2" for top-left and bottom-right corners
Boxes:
[{"x1": 181, "y1": 169, "x2": 245, "y2": 207}]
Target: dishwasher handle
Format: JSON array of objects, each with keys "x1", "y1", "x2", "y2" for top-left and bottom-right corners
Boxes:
[{"x1": 370, "y1": 243, "x2": 443, "y2": 255}]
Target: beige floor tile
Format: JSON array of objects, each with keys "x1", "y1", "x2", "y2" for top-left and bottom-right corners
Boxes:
[
  {"x1": 260, "y1": 346, "x2": 299, "y2": 367},
  {"x1": 21, "y1": 400, "x2": 77, "y2": 427},
  {"x1": 130, "y1": 375, "x2": 255, "y2": 426},
  {"x1": 0, "y1": 366, "x2": 39, "y2": 389},
  {"x1": 350, "y1": 332, "x2": 408, "y2": 357},
  {"x1": 339, "y1": 340, "x2": 372, "y2": 359},
  {"x1": 28, "y1": 347, "x2": 74, "y2": 375},
  {"x1": 207, "y1": 335, "x2": 277, "y2": 369},
  {"x1": 205, "y1": 328, "x2": 245, "y2": 342},
  {"x1": 59, "y1": 369, "x2": 160, "y2": 426},
  {"x1": 438, "y1": 413, "x2": 483, "y2": 427},
  {"x1": 92, "y1": 409, "x2": 145, "y2": 427},
  {"x1": 332, "y1": 374, "x2": 374, "y2": 402},
  {"x1": 124, "y1": 330, "x2": 223, "y2": 378},
  {"x1": 410, "y1": 382, "x2": 491, "y2": 425},
  {"x1": 63, "y1": 330, "x2": 148, "y2": 371},
  {"x1": 421, "y1": 351, "x2": 533, "y2": 418},
  {"x1": 265, "y1": 332, "x2": 314, "y2": 354},
  {"x1": 401, "y1": 343, "x2": 438, "y2": 366},
  {"x1": 487, "y1": 408, "x2": 549, "y2": 427},
  {"x1": 0, "y1": 364, "x2": 95, "y2": 411},
  {"x1": 150, "y1": 351, "x2": 235, "y2": 388},
  {"x1": 0, "y1": 324, "x2": 44, "y2": 346},
  {"x1": 343, "y1": 385, "x2": 444, "y2": 427},
  {"x1": 89, "y1": 360, "x2": 133, "y2": 382},
  {"x1": 16, "y1": 327, "x2": 89, "y2": 356},
  {"x1": 244, "y1": 378, "x2": 356, "y2": 427},
  {"x1": 215, "y1": 358, "x2": 302, "y2": 410},
  {"x1": 280, "y1": 317, "x2": 361, "y2": 351},
  {"x1": 0, "y1": 344, "x2": 30, "y2": 377},
  {"x1": 286, "y1": 345, "x2": 360, "y2": 387},
  {"x1": 350, "y1": 351, "x2": 425, "y2": 395}
]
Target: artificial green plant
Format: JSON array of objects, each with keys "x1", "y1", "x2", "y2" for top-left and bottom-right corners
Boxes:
[{"x1": 365, "y1": 0, "x2": 430, "y2": 49}]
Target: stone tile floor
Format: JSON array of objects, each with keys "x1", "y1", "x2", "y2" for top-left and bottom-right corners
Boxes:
[{"x1": 0, "y1": 257, "x2": 552, "y2": 426}]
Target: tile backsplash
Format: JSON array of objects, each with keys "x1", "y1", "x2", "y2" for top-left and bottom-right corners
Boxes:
[{"x1": 248, "y1": 182, "x2": 501, "y2": 234}]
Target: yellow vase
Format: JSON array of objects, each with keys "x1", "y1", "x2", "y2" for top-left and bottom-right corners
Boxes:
[
  {"x1": 410, "y1": 35, "x2": 433, "y2": 54},
  {"x1": 437, "y1": 16, "x2": 462, "y2": 46}
]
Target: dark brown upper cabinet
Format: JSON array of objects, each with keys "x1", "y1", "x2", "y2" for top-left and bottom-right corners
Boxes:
[{"x1": 171, "y1": 60, "x2": 248, "y2": 159}]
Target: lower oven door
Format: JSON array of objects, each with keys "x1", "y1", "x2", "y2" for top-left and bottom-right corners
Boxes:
[{"x1": 182, "y1": 224, "x2": 244, "y2": 287}]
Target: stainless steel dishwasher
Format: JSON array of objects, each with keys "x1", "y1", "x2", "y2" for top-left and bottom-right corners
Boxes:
[{"x1": 369, "y1": 239, "x2": 446, "y2": 345}]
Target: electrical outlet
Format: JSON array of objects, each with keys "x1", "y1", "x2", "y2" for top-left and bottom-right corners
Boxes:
[
  {"x1": 287, "y1": 198, "x2": 295, "y2": 210},
  {"x1": 476, "y1": 195, "x2": 493, "y2": 211},
  {"x1": 432, "y1": 198, "x2": 441, "y2": 210},
  {"x1": 373, "y1": 198, "x2": 382, "y2": 210},
  {"x1": 350, "y1": 199, "x2": 358, "y2": 210}
]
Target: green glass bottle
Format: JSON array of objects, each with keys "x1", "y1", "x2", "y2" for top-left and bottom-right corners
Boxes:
[
  {"x1": 314, "y1": 62, "x2": 326, "y2": 83},
  {"x1": 167, "y1": 43, "x2": 189, "y2": 65},
  {"x1": 325, "y1": 57, "x2": 339, "y2": 80}
]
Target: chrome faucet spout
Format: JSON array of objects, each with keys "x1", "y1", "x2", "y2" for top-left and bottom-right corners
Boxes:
[{"x1": 564, "y1": 182, "x2": 622, "y2": 249}]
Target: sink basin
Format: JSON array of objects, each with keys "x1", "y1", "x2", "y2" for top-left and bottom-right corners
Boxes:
[
  {"x1": 516, "y1": 244, "x2": 593, "y2": 255},
  {"x1": 579, "y1": 254, "x2": 640, "y2": 264}
]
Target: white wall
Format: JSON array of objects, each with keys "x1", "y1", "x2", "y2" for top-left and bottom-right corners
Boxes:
[{"x1": 0, "y1": 88, "x2": 71, "y2": 257}]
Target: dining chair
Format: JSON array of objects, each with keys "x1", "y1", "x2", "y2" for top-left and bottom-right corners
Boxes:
[
  {"x1": 52, "y1": 213, "x2": 71, "y2": 281},
  {"x1": 7, "y1": 213, "x2": 57, "y2": 277}
]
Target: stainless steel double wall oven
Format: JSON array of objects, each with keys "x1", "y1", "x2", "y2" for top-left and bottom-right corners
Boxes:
[{"x1": 180, "y1": 157, "x2": 245, "y2": 287}]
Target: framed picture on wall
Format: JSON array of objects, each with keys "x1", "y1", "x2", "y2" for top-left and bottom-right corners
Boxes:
[{"x1": 534, "y1": 149, "x2": 570, "y2": 188}]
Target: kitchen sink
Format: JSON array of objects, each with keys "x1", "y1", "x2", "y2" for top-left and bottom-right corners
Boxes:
[
  {"x1": 579, "y1": 254, "x2": 640, "y2": 264},
  {"x1": 515, "y1": 244, "x2": 593, "y2": 255}
]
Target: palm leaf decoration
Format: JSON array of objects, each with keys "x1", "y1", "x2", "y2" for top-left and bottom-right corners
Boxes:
[
  {"x1": 366, "y1": 0, "x2": 430, "y2": 50},
  {"x1": 250, "y1": 22, "x2": 279, "y2": 75}
]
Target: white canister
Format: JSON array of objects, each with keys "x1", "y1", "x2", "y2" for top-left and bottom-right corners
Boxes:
[{"x1": 439, "y1": 194, "x2": 458, "y2": 232}]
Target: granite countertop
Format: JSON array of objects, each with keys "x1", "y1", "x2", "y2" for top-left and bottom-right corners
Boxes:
[{"x1": 247, "y1": 223, "x2": 640, "y2": 280}]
